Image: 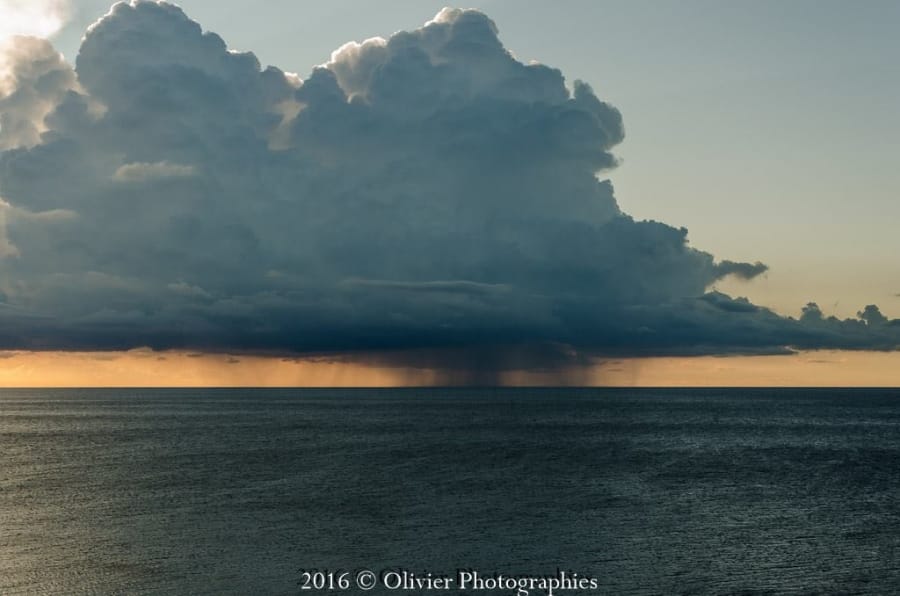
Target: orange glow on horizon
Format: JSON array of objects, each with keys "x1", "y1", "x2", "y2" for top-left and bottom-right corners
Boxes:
[{"x1": 1, "y1": 349, "x2": 899, "y2": 387}]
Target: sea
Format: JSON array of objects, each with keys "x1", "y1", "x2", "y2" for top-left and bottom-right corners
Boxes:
[{"x1": 2, "y1": 388, "x2": 900, "y2": 595}]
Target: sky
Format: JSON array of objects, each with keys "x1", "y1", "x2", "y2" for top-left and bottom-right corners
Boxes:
[{"x1": 0, "y1": 0, "x2": 898, "y2": 386}]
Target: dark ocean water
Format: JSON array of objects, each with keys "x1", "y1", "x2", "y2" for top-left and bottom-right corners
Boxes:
[{"x1": 2, "y1": 388, "x2": 900, "y2": 595}]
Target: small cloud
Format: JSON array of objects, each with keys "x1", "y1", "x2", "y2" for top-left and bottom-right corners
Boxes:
[
  {"x1": 167, "y1": 281, "x2": 211, "y2": 299},
  {"x1": 715, "y1": 260, "x2": 769, "y2": 280},
  {"x1": 14, "y1": 208, "x2": 77, "y2": 222},
  {"x1": 341, "y1": 278, "x2": 511, "y2": 295},
  {"x1": 113, "y1": 161, "x2": 196, "y2": 183}
]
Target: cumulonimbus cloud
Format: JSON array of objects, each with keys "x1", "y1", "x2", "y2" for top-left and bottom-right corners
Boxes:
[{"x1": 0, "y1": 1, "x2": 898, "y2": 369}]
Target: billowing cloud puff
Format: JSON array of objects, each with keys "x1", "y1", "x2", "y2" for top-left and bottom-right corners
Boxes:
[
  {"x1": 0, "y1": 0, "x2": 70, "y2": 41},
  {"x1": 0, "y1": 1, "x2": 898, "y2": 368},
  {"x1": 0, "y1": 36, "x2": 77, "y2": 149}
]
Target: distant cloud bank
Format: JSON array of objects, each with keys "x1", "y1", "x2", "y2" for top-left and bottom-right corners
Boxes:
[{"x1": 0, "y1": 1, "x2": 898, "y2": 371}]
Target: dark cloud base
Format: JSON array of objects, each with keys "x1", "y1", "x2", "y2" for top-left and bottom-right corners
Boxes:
[{"x1": 0, "y1": 1, "x2": 898, "y2": 373}]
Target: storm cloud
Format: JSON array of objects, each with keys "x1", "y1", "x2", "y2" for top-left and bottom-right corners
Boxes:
[{"x1": 0, "y1": 1, "x2": 898, "y2": 368}]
